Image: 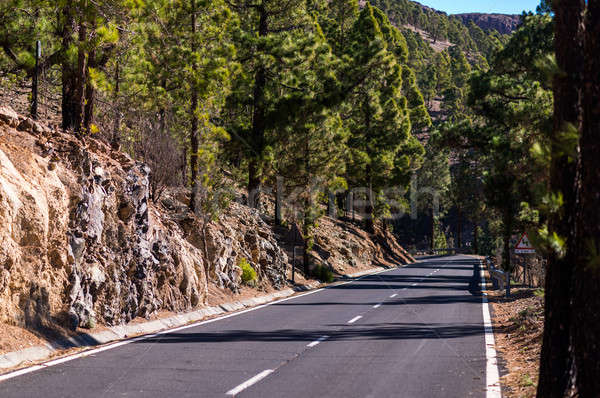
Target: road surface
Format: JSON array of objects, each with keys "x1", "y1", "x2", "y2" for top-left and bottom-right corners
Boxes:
[{"x1": 0, "y1": 255, "x2": 492, "y2": 397}]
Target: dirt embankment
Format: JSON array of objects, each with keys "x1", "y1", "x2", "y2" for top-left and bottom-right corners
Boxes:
[
  {"x1": 0, "y1": 105, "x2": 414, "y2": 353},
  {"x1": 489, "y1": 288, "x2": 544, "y2": 398}
]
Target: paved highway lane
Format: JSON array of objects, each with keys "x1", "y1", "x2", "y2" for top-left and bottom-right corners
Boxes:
[{"x1": 0, "y1": 255, "x2": 493, "y2": 398}]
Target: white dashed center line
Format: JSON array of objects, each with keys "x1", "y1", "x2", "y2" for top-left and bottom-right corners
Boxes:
[
  {"x1": 373, "y1": 303, "x2": 382, "y2": 309},
  {"x1": 390, "y1": 293, "x2": 398, "y2": 298},
  {"x1": 348, "y1": 316, "x2": 362, "y2": 324},
  {"x1": 307, "y1": 335, "x2": 330, "y2": 348},
  {"x1": 226, "y1": 369, "x2": 274, "y2": 396}
]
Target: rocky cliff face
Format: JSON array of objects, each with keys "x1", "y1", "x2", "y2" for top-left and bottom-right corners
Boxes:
[
  {"x1": 454, "y1": 13, "x2": 521, "y2": 35},
  {"x1": 0, "y1": 106, "x2": 287, "y2": 331}
]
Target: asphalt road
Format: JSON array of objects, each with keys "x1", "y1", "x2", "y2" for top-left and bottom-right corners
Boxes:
[{"x1": 0, "y1": 255, "x2": 488, "y2": 398}]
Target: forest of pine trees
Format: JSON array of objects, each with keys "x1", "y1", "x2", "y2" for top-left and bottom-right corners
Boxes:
[{"x1": 0, "y1": 0, "x2": 456, "y2": 252}]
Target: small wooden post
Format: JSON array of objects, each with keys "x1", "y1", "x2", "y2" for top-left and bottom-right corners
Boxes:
[{"x1": 291, "y1": 246, "x2": 296, "y2": 284}]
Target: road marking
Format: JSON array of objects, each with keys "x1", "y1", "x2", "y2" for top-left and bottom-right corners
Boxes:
[
  {"x1": 226, "y1": 369, "x2": 274, "y2": 396},
  {"x1": 389, "y1": 293, "x2": 397, "y2": 298},
  {"x1": 307, "y1": 335, "x2": 330, "y2": 348},
  {"x1": 347, "y1": 316, "x2": 362, "y2": 324},
  {"x1": 373, "y1": 303, "x2": 382, "y2": 309},
  {"x1": 481, "y1": 266, "x2": 502, "y2": 398},
  {"x1": 412, "y1": 283, "x2": 418, "y2": 286}
]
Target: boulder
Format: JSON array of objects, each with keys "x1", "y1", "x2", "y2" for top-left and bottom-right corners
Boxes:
[{"x1": 0, "y1": 106, "x2": 19, "y2": 127}]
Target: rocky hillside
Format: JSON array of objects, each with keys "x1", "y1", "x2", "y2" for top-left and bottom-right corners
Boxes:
[
  {"x1": 454, "y1": 13, "x2": 521, "y2": 35},
  {"x1": 0, "y1": 106, "x2": 414, "y2": 338}
]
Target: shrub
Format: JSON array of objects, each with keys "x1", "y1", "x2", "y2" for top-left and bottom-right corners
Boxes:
[
  {"x1": 312, "y1": 264, "x2": 334, "y2": 283},
  {"x1": 239, "y1": 258, "x2": 257, "y2": 285}
]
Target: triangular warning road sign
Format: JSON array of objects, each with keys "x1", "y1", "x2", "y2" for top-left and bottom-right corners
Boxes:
[{"x1": 515, "y1": 233, "x2": 535, "y2": 253}]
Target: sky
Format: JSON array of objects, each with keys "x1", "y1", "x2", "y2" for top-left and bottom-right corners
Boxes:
[{"x1": 417, "y1": 0, "x2": 540, "y2": 15}]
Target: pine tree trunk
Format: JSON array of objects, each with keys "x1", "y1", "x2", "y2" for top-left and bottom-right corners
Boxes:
[
  {"x1": 61, "y1": 7, "x2": 77, "y2": 131},
  {"x1": 327, "y1": 191, "x2": 336, "y2": 219},
  {"x1": 248, "y1": 5, "x2": 269, "y2": 209},
  {"x1": 74, "y1": 21, "x2": 87, "y2": 134},
  {"x1": 303, "y1": 196, "x2": 310, "y2": 276},
  {"x1": 83, "y1": 22, "x2": 96, "y2": 133},
  {"x1": 430, "y1": 208, "x2": 435, "y2": 251},
  {"x1": 347, "y1": 190, "x2": 354, "y2": 221},
  {"x1": 111, "y1": 61, "x2": 121, "y2": 150},
  {"x1": 457, "y1": 208, "x2": 462, "y2": 249},
  {"x1": 537, "y1": 1, "x2": 584, "y2": 396},
  {"x1": 189, "y1": 0, "x2": 199, "y2": 213},
  {"x1": 501, "y1": 209, "x2": 512, "y2": 272},
  {"x1": 473, "y1": 221, "x2": 479, "y2": 255},
  {"x1": 275, "y1": 177, "x2": 283, "y2": 225},
  {"x1": 248, "y1": 159, "x2": 261, "y2": 209},
  {"x1": 365, "y1": 165, "x2": 374, "y2": 233},
  {"x1": 572, "y1": 1, "x2": 600, "y2": 394},
  {"x1": 83, "y1": 80, "x2": 94, "y2": 132}
]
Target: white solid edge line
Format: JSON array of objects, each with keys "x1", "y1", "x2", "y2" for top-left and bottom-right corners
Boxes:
[
  {"x1": 347, "y1": 316, "x2": 362, "y2": 324},
  {"x1": 373, "y1": 303, "x2": 382, "y2": 309},
  {"x1": 390, "y1": 293, "x2": 398, "y2": 298},
  {"x1": 226, "y1": 369, "x2": 274, "y2": 396},
  {"x1": 481, "y1": 266, "x2": 502, "y2": 398},
  {"x1": 0, "y1": 267, "x2": 406, "y2": 383},
  {"x1": 307, "y1": 335, "x2": 330, "y2": 348}
]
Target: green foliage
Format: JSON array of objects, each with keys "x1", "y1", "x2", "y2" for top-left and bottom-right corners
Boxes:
[
  {"x1": 311, "y1": 264, "x2": 334, "y2": 283},
  {"x1": 239, "y1": 258, "x2": 257, "y2": 285},
  {"x1": 433, "y1": 219, "x2": 447, "y2": 249}
]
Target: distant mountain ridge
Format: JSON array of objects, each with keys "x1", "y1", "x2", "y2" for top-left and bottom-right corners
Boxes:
[
  {"x1": 389, "y1": 1, "x2": 522, "y2": 35},
  {"x1": 453, "y1": 13, "x2": 522, "y2": 35}
]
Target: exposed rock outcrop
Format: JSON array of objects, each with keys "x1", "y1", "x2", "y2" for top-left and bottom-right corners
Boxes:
[
  {"x1": 0, "y1": 107, "x2": 287, "y2": 330},
  {"x1": 311, "y1": 218, "x2": 414, "y2": 275},
  {"x1": 454, "y1": 13, "x2": 521, "y2": 35}
]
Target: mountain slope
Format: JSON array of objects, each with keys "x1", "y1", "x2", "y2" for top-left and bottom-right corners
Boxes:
[{"x1": 454, "y1": 13, "x2": 521, "y2": 35}]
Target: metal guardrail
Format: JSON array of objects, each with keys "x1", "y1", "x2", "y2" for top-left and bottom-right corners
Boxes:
[{"x1": 485, "y1": 257, "x2": 511, "y2": 297}]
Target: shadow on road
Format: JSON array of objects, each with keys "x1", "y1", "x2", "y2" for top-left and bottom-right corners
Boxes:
[
  {"x1": 138, "y1": 322, "x2": 484, "y2": 345},
  {"x1": 133, "y1": 258, "x2": 486, "y2": 347}
]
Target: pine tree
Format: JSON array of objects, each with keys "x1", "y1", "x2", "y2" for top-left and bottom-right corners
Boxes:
[
  {"x1": 268, "y1": 18, "x2": 348, "y2": 271},
  {"x1": 569, "y1": 0, "x2": 600, "y2": 394},
  {"x1": 134, "y1": 0, "x2": 236, "y2": 212},
  {"x1": 342, "y1": 5, "x2": 414, "y2": 232},
  {"x1": 224, "y1": 0, "x2": 311, "y2": 209},
  {"x1": 537, "y1": 1, "x2": 583, "y2": 394}
]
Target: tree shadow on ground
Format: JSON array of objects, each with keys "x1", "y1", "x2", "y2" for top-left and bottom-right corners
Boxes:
[{"x1": 137, "y1": 322, "x2": 485, "y2": 345}]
